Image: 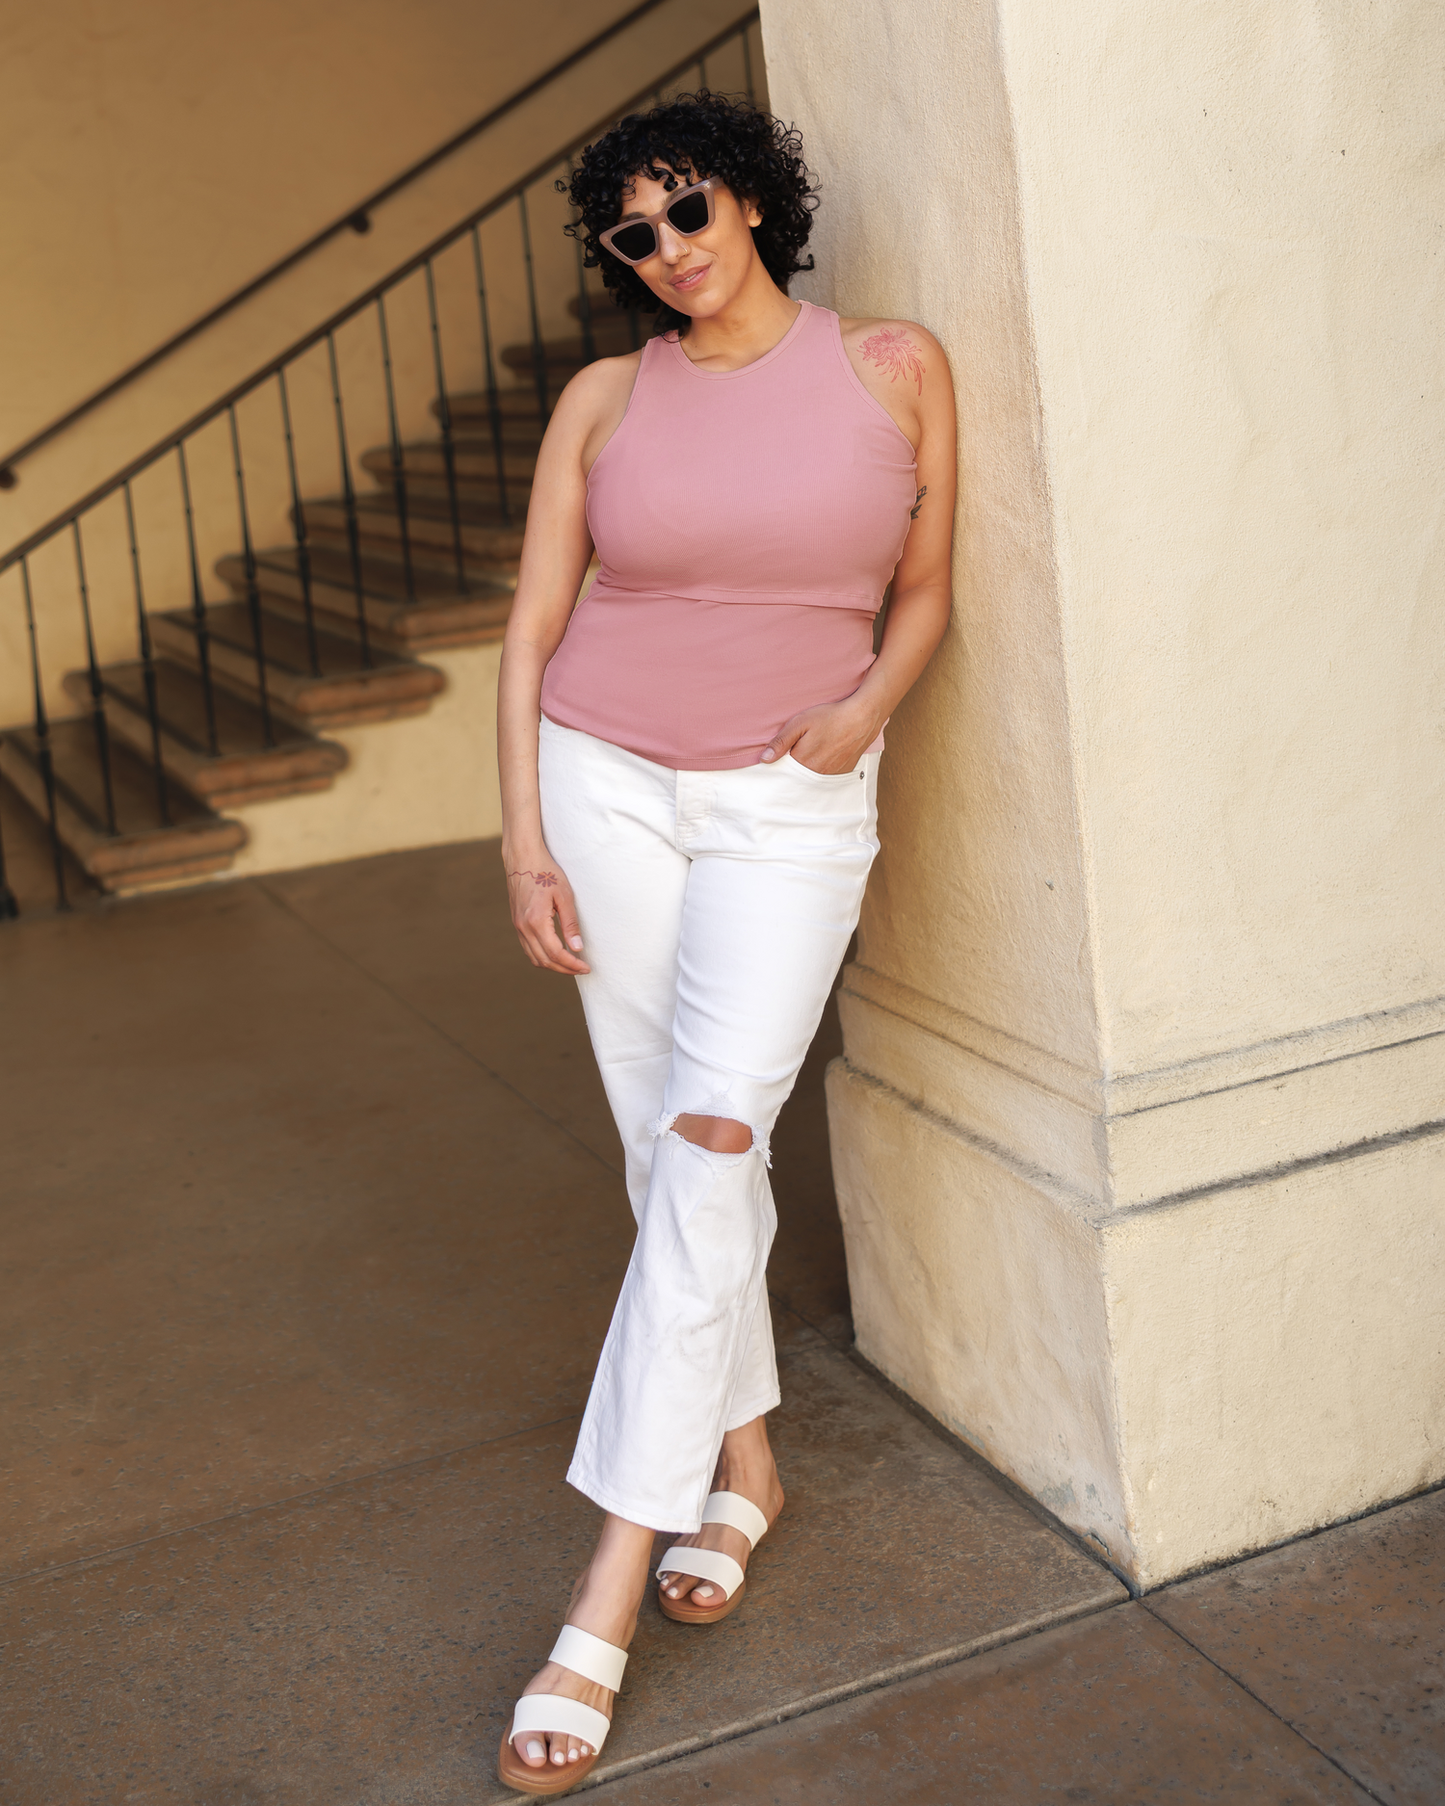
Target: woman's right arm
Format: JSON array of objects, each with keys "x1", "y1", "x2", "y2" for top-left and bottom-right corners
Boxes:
[{"x1": 497, "y1": 358, "x2": 629, "y2": 975}]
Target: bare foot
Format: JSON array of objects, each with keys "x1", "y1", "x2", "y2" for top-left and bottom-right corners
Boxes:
[
  {"x1": 511, "y1": 1513, "x2": 652, "y2": 1773},
  {"x1": 657, "y1": 1414, "x2": 784, "y2": 1610}
]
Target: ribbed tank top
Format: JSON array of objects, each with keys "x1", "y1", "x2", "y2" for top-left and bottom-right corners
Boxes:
[{"x1": 540, "y1": 299, "x2": 918, "y2": 770}]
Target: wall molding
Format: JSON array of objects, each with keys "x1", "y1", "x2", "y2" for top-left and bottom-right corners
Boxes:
[{"x1": 838, "y1": 965, "x2": 1445, "y2": 1211}]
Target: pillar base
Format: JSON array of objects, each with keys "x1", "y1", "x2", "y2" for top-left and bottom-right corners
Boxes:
[{"x1": 827, "y1": 972, "x2": 1445, "y2": 1589}]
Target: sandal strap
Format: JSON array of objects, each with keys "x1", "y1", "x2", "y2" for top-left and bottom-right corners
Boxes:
[
  {"x1": 656, "y1": 1543, "x2": 746, "y2": 1600},
  {"x1": 549, "y1": 1624, "x2": 628, "y2": 1692},
  {"x1": 701, "y1": 1489, "x2": 770, "y2": 1549},
  {"x1": 511, "y1": 1693, "x2": 611, "y2": 1751}
]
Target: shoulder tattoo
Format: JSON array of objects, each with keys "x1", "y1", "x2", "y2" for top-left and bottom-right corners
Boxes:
[{"x1": 859, "y1": 326, "x2": 925, "y2": 395}]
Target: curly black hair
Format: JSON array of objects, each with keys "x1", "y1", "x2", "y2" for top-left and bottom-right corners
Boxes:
[{"x1": 560, "y1": 90, "x2": 818, "y2": 338}]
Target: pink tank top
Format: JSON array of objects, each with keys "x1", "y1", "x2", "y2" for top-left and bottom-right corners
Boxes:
[{"x1": 540, "y1": 299, "x2": 917, "y2": 770}]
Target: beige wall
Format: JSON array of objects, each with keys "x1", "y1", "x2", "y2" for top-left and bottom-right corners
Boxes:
[
  {"x1": 1006, "y1": 0, "x2": 1445, "y2": 1068},
  {"x1": 763, "y1": 0, "x2": 1445, "y2": 1586},
  {"x1": 0, "y1": 0, "x2": 758, "y2": 725},
  {"x1": 0, "y1": 0, "x2": 753, "y2": 524}
]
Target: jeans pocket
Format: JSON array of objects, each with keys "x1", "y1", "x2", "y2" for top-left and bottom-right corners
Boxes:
[{"x1": 778, "y1": 752, "x2": 865, "y2": 785}]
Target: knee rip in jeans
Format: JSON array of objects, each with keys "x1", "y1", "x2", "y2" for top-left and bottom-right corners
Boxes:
[{"x1": 649, "y1": 1097, "x2": 771, "y2": 1167}]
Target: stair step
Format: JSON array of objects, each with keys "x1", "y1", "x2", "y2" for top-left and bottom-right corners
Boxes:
[
  {"x1": 62, "y1": 663, "x2": 348, "y2": 810},
  {"x1": 359, "y1": 440, "x2": 539, "y2": 488},
  {"x1": 0, "y1": 720, "x2": 247, "y2": 893},
  {"x1": 150, "y1": 603, "x2": 446, "y2": 730},
  {"x1": 296, "y1": 539, "x2": 511, "y2": 598},
  {"x1": 427, "y1": 397, "x2": 547, "y2": 446},
  {"x1": 567, "y1": 290, "x2": 634, "y2": 326},
  {"x1": 505, "y1": 320, "x2": 638, "y2": 370},
  {"x1": 302, "y1": 494, "x2": 526, "y2": 572},
  {"x1": 440, "y1": 384, "x2": 554, "y2": 424},
  {"x1": 219, "y1": 548, "x2": 513, "y2": 650},
  {"x1": 0, "y1": 772, "x2": 95, "y2": 909},
  {"x1": 500, "y1": 348, "x2": 599, "y2": 383}
]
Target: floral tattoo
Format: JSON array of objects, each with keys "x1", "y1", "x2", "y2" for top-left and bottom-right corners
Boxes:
[
  {"x1": 910, "y1": 485, "x2": 928, "y2": 519},
  {"x1": 509, "y1": 868, "x2": 558, "y2": 887},
  {"x1": 859, "y1": 326, "x2": 925, "y2": 395}
]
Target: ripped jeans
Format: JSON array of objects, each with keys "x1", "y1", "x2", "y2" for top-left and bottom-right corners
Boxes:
[{"x1": 538, "y1": 715, "x2": 881, "y2": 1532}]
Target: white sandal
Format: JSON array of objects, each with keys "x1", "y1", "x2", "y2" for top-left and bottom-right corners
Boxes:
[
  {"x1": 656, "y1": 1489, "x2": 772, "y2": 1625},
  {"x1": 496, "y1": 1624, "x2": 626, "y2": 1796}
]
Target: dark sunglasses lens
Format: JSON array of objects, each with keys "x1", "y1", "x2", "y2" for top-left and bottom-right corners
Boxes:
[
  {"x1": 608, "y1": 222, "x2": 657, "y2": 263},
  {"x1": 666, "y1": 191, "x2": 710, "y2": 235}
]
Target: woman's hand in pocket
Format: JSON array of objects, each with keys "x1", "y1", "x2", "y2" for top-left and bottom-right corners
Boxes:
[
  {"x1": 505, "y1": 850, "x2": 591, "y2": 975},
  {"x1": 760, "y1": 699, "x2": 879, "y2": 775}
]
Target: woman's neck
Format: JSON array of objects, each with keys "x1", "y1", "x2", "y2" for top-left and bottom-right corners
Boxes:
[{"x1": 678, "y1": 261, "x2": 801, "y2": 372}]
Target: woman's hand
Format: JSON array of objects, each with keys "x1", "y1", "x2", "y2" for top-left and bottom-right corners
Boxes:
[
  {"x1": 506, "y1": 850, "x2": 591, "y2": 975},
  {"x1": 760, "y1": 699, "x2": 880, "y2": 775}
]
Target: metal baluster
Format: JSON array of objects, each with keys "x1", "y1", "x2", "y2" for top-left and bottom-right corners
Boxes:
[
  {"x1": 277, "y1": 368, "x2": 321, "y2": 677},
  {"x1": 572, "y1": 189, "x2": 597, "y2": 366},
  {"x1": 375, "y1": 294, "x2": 418, "y2": 607},
  {"x1": 326, "y1": 331, "x2": 373, "y2": 669},
  {"x1": 71, "y1": 519, "x2": 117, "y2": 836},
  {"x1": 424, "y1": 260, "x2": 467, "y2": 591},
  {"x1": 122, "y1": 483, "x2": 170, "y2": 825},
  {"x1": 176, "y1": 442, "x2": 220, "y2": 756},
  {"x1": 517, "y1": 191, "x2": 551, "y2": 429},
  {"x1": 0, "y1": 792, "x2": 17, "y2": 919},
  {"x1": 470, "y1": 225, "x2": 511, "y2": 526},
  {"x1": 742, "y1": 25, "x2": 755, "y2": 104},
  {"x1": 20, "y1": 559, "x2": 67, "y2": 910},
  {"x1": 227, "y1": 406, "x2": 275, "y2": 748}
]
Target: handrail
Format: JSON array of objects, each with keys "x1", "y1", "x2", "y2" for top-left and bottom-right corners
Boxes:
[
  {"x1": 0, "y1": 0, "x2": 681, "y2": 489},
  {"x1": 0, "y1": 7, "x2": 759, "y2": 575}
]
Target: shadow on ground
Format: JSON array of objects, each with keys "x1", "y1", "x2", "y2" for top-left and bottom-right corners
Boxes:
[{"x1": 0, "y1": 842, "x2": 1438, "y2": 1803}]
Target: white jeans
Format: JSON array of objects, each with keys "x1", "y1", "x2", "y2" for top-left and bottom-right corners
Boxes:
[{"x1": 538, "y1": 715, "x2": 881, "y2": 1533}]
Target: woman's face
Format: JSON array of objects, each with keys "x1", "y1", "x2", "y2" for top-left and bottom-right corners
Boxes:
[{"x1": 614, "y1": 167, "x2": 763, "y2": 320}]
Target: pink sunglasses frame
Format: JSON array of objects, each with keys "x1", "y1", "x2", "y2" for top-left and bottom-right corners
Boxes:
[{"x1": 596, "y1": 178, "x2": 718, "y2": 266}]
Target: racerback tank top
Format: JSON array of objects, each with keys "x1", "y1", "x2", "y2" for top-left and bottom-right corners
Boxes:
[{"x1": 540, "y1": 299, "x2": 918, "y2": 770}]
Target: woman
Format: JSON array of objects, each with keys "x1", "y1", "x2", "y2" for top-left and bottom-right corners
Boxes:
[{"x1": 495, "y1": 91, "x2": 955, "y2": 1793}]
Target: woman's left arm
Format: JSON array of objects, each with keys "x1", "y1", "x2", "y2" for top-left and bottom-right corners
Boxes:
[{"x1": 761, "y1": 321, "x2": 956, "y2": 772}]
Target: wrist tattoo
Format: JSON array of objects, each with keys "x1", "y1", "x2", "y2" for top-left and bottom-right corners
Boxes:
[{"x1": 508, "y1": 868, "x2": 558, "y2": 888}]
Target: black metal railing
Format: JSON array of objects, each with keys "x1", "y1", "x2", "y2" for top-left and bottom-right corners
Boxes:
[
  {"x1": 0, "y1": 12, "x2": 762, "y2": 918},
  {"x1": 0, "y1": 0, "x2": 687, "y2": 492}
]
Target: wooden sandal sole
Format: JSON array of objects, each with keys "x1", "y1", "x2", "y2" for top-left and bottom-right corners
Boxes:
[
  {"x1": 658, "y1": 1577, "x2": 746, "y2": 1625},
  {"x1": 497, "y1": 1731, "x2": 601, "y2": 1796}
]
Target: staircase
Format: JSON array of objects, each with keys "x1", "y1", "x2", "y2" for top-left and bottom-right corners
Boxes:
[
  {"x1": 0, "y1": 8, "x2": 765, "y2": 914},
  {"x1": 0, "y1": 301, "x2": 638, "y2": 896}
]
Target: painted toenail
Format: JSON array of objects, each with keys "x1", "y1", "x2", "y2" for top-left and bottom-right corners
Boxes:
[
  {"x1": 568, "y1": 1749, "x2": 579, "y2": 1762},
  {"x1": 527, "y1": 1740, "x2": 544, "y2": 1760},
  {"x1": 697, "y1": 1585, "x2": 714, "y2": 1597}
]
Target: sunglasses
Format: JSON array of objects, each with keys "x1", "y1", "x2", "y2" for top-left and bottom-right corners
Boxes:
[{"x1": 597, "y1": 178, "x2": 717, "y2": 266}]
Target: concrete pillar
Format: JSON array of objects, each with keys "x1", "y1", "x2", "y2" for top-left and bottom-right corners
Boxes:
[{"x1": 760, "y1": 0, "x2": 1444, "y2": 1587}]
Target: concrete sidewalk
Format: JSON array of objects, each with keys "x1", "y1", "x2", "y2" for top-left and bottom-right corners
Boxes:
[{"x1": 0, "y1": 843, "x2": 1439, "y2": 1803}]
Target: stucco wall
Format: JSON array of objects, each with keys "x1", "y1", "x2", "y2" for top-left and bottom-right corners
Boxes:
[
  {"x1": 764, "y1": 0, "x2": 1445, "y2": 1585},
  {"x1": 225, "y1": 641, "x2": 505, "y2": 875},
  {"x1": 1000, "y1": 0, "x2": 1445, "y2": 1069}
]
